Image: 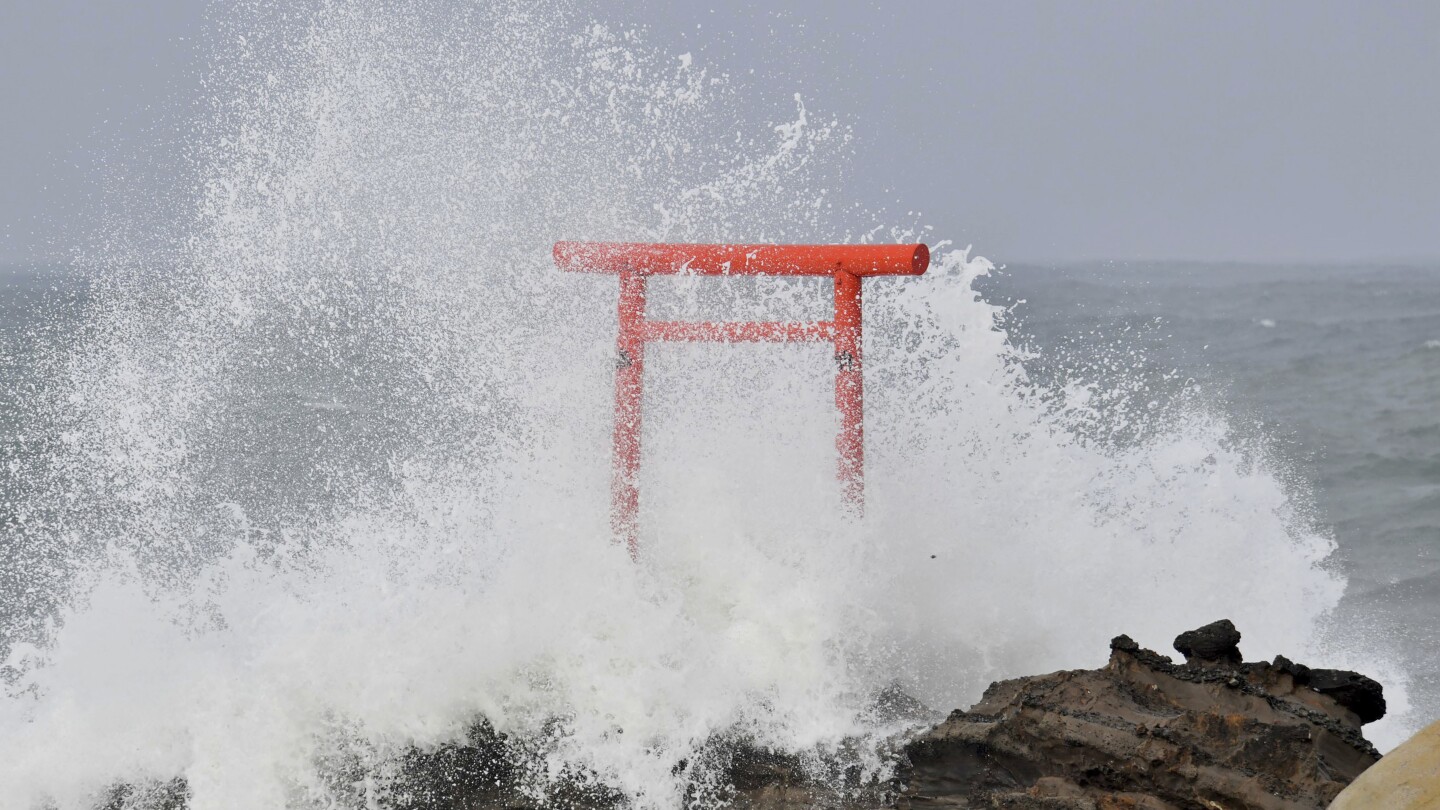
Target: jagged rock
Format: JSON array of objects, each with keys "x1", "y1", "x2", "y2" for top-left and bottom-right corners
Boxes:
[
  {"x1": 100, "y1": 780, "x2": 188, "y2": 810},
  {"x1": 95, "y1": 623, "x2": 1387, "y2": 810},
  {"x1": 897, "y1": 621, "x2": 1383, "y2": 809},
  {"x1": 868, "y1": 682, "x2": 944, "y2": 726},
  {"x1": 1173, "y1": 617, "x2": 1243, "y2": 665},
  {"x1": 1273, "y1": 654, "x2": 1312, "y2": 685},
  {"x1": 1306, "y1": 669, "x2": 1386, "y2": 725}
]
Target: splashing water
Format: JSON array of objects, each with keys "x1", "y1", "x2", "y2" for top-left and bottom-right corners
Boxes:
[{"x1": 0, "y1": 2, "x2": 1411, "y2": 808}]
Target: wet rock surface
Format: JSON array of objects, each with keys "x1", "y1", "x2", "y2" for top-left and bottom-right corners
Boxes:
[
  {"x1": 894, "y1": 621, "x2": 1383, "y2": 809},
  {"x1": 98, "y1": 621, "x2": 1385, "y2": 810},
  {"x1": 1173, "y1": 617, "x2": 1243, "y2": 664}
]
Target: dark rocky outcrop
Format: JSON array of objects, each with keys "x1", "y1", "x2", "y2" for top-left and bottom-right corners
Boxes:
[
  {"x1": 896, "y1": 621, "x2": 1383, "y2": 809},
  {"x1": 1173, "y1": 618, "x2": 1243, "y2": 664},
  {"x1": 1306, "y1": 668, "x2": 1386, "y2": 726},
  {"x1": 100, "y1": 780, "x2": 188, "y2": 810},
  {"x1": 98, "y1": 621, "x2": 1385, "y2": 810}
]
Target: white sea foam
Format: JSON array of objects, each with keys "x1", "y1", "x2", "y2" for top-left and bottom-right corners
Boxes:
[{"x1": 0, "y1": 2, "x2": 1409, "y2": 808}]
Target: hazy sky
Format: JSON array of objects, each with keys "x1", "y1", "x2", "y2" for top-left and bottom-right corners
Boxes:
[{"x1": 2, "y1": 0, "x2": 1437, "y2": 264}]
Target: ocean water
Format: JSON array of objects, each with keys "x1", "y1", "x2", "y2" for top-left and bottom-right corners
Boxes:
[
  {"x1": 0, "y1": 3, "x2": 1434, "y2": 808},
  {"x1": 978, "y1": 262, "x2": 1440, "y2": 706}
]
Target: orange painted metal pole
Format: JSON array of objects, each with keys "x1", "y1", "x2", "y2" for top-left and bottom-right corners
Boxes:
[
  {"x1": 834, "y1": 270, "x2": 864, "y2": 512},
  {"x1": 614, "y1": 270, "x2": 646, "y2": 558},
  {"x1": 554, "y1": 241, "x2": 930, "y2": 556},
  {"x1": 555, "y1": 241, "x2": 928, "y2": 277}
]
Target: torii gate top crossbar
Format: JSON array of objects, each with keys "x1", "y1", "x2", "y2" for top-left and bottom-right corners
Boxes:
[{"x1": 554, "y1": 241, "x2": 930, "y2": 558}]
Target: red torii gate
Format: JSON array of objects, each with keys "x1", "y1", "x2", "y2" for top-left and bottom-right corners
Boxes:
[{"x1": 554, "y1": 241, "x2": 930, "y2": 557}]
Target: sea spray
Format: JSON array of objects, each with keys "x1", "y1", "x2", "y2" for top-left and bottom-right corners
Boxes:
[{"x1": 0, "y1": 1, "x2": 1407, "y2": 808}]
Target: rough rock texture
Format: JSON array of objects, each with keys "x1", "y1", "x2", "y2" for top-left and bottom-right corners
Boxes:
[
  {"x1": 896, "y1": 623, "x2": 1383, "y2": 809},
  {"x1": 98, "y1": 622, "x2": 1386, "y2": 810},
  {"x1": 1305, "y1": 669, "x2": 1386, "y2": 726},
  {"x1": 1329, "y1": 717, "x2": 1440, "y2": 809},
  {"x1": 1173, "y1": 618, "x2": 1243, "y2": 665}
]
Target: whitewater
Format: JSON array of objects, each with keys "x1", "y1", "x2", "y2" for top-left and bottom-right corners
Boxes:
[{"x1": 0, "y1": 2, "x2": 1411, "y2": 808}]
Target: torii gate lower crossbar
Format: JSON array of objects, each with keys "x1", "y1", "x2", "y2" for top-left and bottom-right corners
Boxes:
[{"x1": 553, "y1": 241, "x2": 931, "y2": 558}]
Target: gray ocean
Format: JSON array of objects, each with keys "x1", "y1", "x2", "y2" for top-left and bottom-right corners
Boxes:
[
  {"x1": 1, "y1": 258, "x2": 1437, "y2": 801},
  {"x1": 976, "y1": 261, "x2": 1440, "y2": 714},
  {"x1": 8, "y1": 261, "x2": 1437, "y2": 671}
]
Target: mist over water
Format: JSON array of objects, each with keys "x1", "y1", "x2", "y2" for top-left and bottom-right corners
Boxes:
[{"x1": 0, "y1": 2, "x2": 1411, "y2": 808}]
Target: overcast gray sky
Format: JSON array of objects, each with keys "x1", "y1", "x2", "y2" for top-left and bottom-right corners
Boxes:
[{"x1": 2, "y1": 1, "x2": 1437, "y2": 264}]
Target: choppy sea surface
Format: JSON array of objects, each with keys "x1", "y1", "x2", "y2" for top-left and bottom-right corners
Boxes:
[
  {"x1": 5, "y1": 259, "x2": 1436, "y2": 774},
  {"x1": 13, "y1": 264, "x2": 1435, "y2": 632},
  {"x1": 978, "y1": 261, "x2": 1440, "y2": 706}
]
